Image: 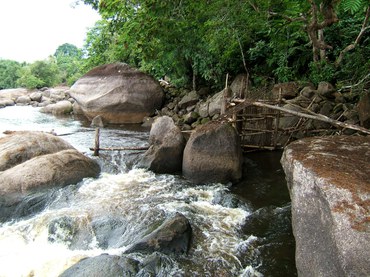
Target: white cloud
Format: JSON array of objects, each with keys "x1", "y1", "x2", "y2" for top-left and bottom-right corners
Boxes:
[{"x1": 0, "y1": 0, "x2": 100, "y2": 63}]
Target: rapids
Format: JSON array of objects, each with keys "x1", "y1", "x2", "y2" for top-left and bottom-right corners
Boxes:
[{"x1": 0, "y1": 106, "x2": 296, "y2": 276}]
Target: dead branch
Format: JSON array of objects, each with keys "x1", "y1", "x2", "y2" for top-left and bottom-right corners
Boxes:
[{"x1": 336, "y1": 6, "x2": 370, "y2": 66}]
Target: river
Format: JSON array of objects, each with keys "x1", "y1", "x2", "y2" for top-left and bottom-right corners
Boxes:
[{"x1": 0, "y1": 106, "x2": 296, "y2": 276}]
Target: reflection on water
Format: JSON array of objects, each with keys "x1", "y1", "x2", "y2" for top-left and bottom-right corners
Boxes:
[{"x1": 0, "y1": 106, "x2": 296, "y2": 276}]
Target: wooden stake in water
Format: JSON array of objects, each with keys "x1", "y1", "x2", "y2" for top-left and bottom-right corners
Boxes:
[{"x1": 94, "y1": 128, "x2": 100, "y2": 156}]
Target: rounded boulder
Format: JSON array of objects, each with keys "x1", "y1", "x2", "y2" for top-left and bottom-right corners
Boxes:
[
  {"x1": 70, "y1": 63, "x2": 164, "y2": 123},
  {"x1": 182, "y1": 121, "x2": 242, "y2": 184}
]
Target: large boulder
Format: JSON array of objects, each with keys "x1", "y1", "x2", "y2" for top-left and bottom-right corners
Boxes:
[
  {"x1": 0, "y1": 131, "x2": 73, "y2": 171},
  {"x1": 138, "y1": 116, "x2": 185, "y2": 173},
  {"x1": 124, "y1": 213, "x2": 192, "y2": 255},
  {"x1": 281, "y1": 136, "x2": 370, "y2": 277},
  {"x1": 70, "y1": 63, "x2": 164, "y2": 124},
  {"x1": 0, "y1": 149, "x2": 100, "y2": 195},
  {"x1": 183, "y1": 121, "x2": 242, "y2": 184}
]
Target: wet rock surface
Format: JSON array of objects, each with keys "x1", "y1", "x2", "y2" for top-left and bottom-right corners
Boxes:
[
  {"x1": 125, "y1": 213, "x2": 192, "y2": 255},
  {"x1": 281, "y1": 136, "x2": 370, "y2": 277}
]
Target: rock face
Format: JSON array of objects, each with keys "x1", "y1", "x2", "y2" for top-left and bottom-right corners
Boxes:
[
  {"x1": 138, "y1": 116, "x2": 185, "y2": 173},
  {"x1": 70, "y1": 63, "x2": 164, "y2": 124},
  {"x1": 281, "y1": 136, "x2": 370, "y2": 277},
  {"x1": 183, "y1": 122, "x2": 242, "y2": 184},
  {"x1": 125, "y1": 213, "x2": 192, "y2": 255}
]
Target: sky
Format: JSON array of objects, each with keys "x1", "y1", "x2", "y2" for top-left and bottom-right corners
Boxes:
[{"x1": 0, "y1": 0, "x2": 101, "y2": 63}]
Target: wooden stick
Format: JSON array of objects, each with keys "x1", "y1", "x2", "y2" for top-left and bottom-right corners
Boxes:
[{"x1": 93, "y1": 128, "x2": 100, "y2": 156}]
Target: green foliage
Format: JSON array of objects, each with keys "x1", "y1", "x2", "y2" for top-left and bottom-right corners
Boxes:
[
  {"x1": 17, "y1": 58, "x2": 61, "y2": 89},
  {"x1": 0, "y1": 59, "x2": 22, "y2": 89},
  {"x1": 340, "y1": 0, "x2": 366, "y2": 14},
  {"x1": 54, "y1": 43, "x2": 84, "y2": 85},
  {"x1": 308, "y1": 60, "x2": 336, "y2": 85},
  {"x1": 79, "y1": 0, "x2": 369, "y2": 91}
]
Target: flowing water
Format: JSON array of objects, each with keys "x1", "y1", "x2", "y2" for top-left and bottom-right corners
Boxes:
[{"x1": 0, "y1": 106, "x2": 296, "y2": 276}]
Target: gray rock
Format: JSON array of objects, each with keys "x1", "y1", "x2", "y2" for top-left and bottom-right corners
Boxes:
[
  {"x1": 317, "y1": 81, "x2": 335, "y2": 98},
  {"x1": 278, "y1": 104, "x2": 301, "y2": 129},
  {"x1": 125, "y1": 213, "x2": 192, "y2": 255},
  {"x1": 281, "y1": 136, "x2": 370, "y2": 277},
  {"x1": 0, "y1": 149, "x2": 100, "y2": 195},
  {"x1": 39, "y1": 100, "x2": 73, "y2": 115},
  {"x1": 0, "y1": 131, "x2": 73, "y2": 171},
  {"x1": 60, "y1": 254, "x2": 139, "y2": 277},
  {"x1": 230, "y1": 73, "x2": 250, "y2": 98},
  {"x1": 183, "y1": 121, "x2": 242, "y2": 184},
  {"x1": 198, "y1": 101, "x2": 209, "y2": 118},
  {"x1": 208, "y1": 91, "x2": 223, "y2": 117},
  {"x1": 138, "y1": 116, "x2": 185, "y2": 173},
  {"x1": 300, "y1": 86, "x2": 316, "y2": 99},
  {"x1": 29, "y1": 92, "x2": 43, "y2": 102},
  {"x1": 178, "y1": 90, "x2": 199, "y2": 109},
  {"x1": 70, "y1": 63, "x2": 164, "y2": 123},
  {"x1": 91, "y1": 115, "x2": 105, "y2": 128},
  {"x1": 0, "y1": 88, "x2": 29, "y2": 100},
  {"x1": 183, "y1": 111, "x2": 199, "y2": 124},
  {"x1": 271, "y1": 82, "x2": 300, "y2": 99},
  {"x1": 0, "y1": 99, "x2": 15, "y2": 107},
  {"x1": 16, "y1": 95, "x2": 31, "y2": 105}
]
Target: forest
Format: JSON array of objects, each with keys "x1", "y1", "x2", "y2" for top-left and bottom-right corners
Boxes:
[{"x1": 1, "y1": 0, "x2": 369, "y2": 93}]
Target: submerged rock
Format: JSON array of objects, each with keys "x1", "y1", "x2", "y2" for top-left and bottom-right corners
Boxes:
[
  {"x1": 281, "y1": 136, "x2": 370, "y2": 277},
  {"x1": 70, "y1": 63, "x2": 164, "y2": 123},
  {"x1": 60, "y1": 254, "x2": 139, "y2": 277},
  {"x1": 182, "y1": 121, "x2": 242, "y2": 184},
  {"x1": 125, "y1": 213, "x2": 192, "y2": 255}
]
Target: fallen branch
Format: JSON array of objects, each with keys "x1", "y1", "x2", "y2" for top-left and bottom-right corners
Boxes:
[{"x1": 225, "y1": 99, "x2": 370, "y2": 135}]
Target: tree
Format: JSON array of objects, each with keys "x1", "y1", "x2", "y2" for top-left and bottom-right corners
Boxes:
[
  {"x1": 54, "y1": 43, "x2": 84, "y2": 85},
  {"x1": 0, "y1": 59, "x2": 22, "y2": 89},
  {"x1": 17, "y1": 58, "x2": 61, "y2": 89}
]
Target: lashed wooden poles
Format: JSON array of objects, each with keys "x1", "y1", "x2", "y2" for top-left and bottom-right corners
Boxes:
[{"x1": 226, "y1": 99, "x2": 370, "y2": 135}]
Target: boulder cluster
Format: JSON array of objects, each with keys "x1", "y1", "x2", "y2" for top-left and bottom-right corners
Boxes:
[
  {"x1": 0, "y1": 86, "x2": 74, "y2": 115},
  {"x1": 138, "y1": 116, "x2": 243, "y2": 184}
]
